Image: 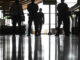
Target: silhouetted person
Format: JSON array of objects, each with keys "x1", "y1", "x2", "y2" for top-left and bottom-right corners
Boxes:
[
  {"x1": 37, "y1": 8, "x2": 44, "y2": 35},
  {"x1": 56, "y1": 0, "x2": 70, "y2": 36},
  {"x1": 74, "y1": 8, "x2": 80, "y2": 34},
  {"x1": 27, "y1": 0, "x2": 38, "y2": 36},
  {"x1": 10, "y1": 0, "x2": 24, "y2": 28}
]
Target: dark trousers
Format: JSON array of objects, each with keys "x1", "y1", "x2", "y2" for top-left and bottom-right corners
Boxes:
[
  {"x1": 57, "y1": 17, "x2": 70, "y2": 35},
  {"x1": 12, "y1": 15, "x2": 21, "y2": 27},
  {"x1": 28, "y1": 18, "x2": 33, "y2": 35},
  {"x1": 38, "y1": 24, "x2": 42, "y2": 35},
  {"x1": 12, "y1": 20, "x2": 21, "y2": 27},
  {"x1": 28, "y1": 16, "x2": 38, "y2": 36}
]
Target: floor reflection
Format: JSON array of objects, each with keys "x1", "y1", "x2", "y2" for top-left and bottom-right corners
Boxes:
[
  {"x1": 28, "y1": 36, "x2": 32, "y2": 60},
  {"x1": 34, "y1": 36, "x2": 42, "y2": 60},
  {"x1": 0, "y1": 34, "x2": 79, "y2": 60},
  {"x1": 12, "y1": 35, "x2": 16, "y2": 60},
  {"x1": 55, "y1": 35, "x2": 78, "y2": 60}
]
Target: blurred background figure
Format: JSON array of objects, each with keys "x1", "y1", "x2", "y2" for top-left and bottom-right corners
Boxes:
[{"x1": 37, "y1": 8, "x2": 44, "y2": 35}]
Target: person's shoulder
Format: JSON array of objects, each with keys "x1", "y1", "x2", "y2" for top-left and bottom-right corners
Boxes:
[
  {"x1": 63, "y1": 3, "x2": 68, "y2": 5},
  {"x1": 39, "y1": 12, "x2": 44, "y2": 15},
  {"x1": 58, "y1": 3, "x2": 63, "y2": 6},
  {"x1": 27, "y1": 3, "x2": 32, "y2": 8},
  {"x1": 58, "y1": 3, "x2": 61, "y2": 5},
  {"x1": 11, "y1": 2, "x2": 16, "y2": 7},
  {"x1": 28, "y1": 3, "x2": 37, "y2": 6},
  {"x1": 11, "y1": 2, "x2": 15, "y2": 5},
  {"x1": 28, "y1": 3, "x2": 34, "y2": 7},
  {"x1": 41, "y1": 12, "x2": 44, "y2": 14},
  {"x1": 28, "y1": 3, "x2": 32, "y2": 6},
  {"x1": 29, "y1": 2, "x2": 34, "y2": 5},
  {"x1": 35, "y1": 3, "x2": 38, "y2": 5},
  {"x1": 33, "y1": 3, "x2": 38, "y2": 6},
  {"x1": 18, "y1": 3, "x2": 22, "y2": 5}
]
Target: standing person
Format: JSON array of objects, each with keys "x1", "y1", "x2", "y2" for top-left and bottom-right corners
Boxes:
[
  {"x1": 74, "y1": 7, "x2": 80, "y2": 34},
  {"x1": 56, "y1": 0, "x2": 70, "y2": 36},
  {"x1": 37, "y1": 8, "x2": 44, "y2": 35},
  {"x1": 10, "y1": 0, "x2": 24, "y2": 28},
  {"x1": 27, "y1": 0, "x2": 39, "y2": 36}
]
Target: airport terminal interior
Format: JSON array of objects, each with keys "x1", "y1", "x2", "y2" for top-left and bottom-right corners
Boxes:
[{"x1": 0, "y1": 0, "x2": 80, "y2": 60}]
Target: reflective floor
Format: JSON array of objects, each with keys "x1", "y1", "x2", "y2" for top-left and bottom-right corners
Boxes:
[{"x1": 0, "y1": 34, "x2": 79, "y2": 60}]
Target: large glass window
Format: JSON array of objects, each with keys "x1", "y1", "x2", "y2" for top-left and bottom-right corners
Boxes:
[{"x1": 0, "y1": 10, "x2": 3, "y2": 19}]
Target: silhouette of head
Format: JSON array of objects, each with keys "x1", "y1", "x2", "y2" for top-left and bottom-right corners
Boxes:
[
  {"x1": 15, "y1": 0, "x2": 19, "y2": 3},
  {"x1": 31, "y1": 0, "x2": 35, "y2": 3},
  {"x1": 61, "y1": 0, "x2": 64, "y2": 3},
  {"x1": 39, "y1": 8, "x2": 42, "y2": 12}
]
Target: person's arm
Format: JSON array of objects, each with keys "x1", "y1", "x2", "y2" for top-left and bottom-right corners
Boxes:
[
  {"x1": 43, "y1": 13, "x2": 44, "y2": 24},
  {"x1": 10, "y1": 4, "x2": 14, "y2": 15},
  {"x1": 35, "y1": 4, "x2": 39, "y2": 12},
  {"x1": 19, "y1": 3, "x2": 25, "y2": 21},
  {"x1": 57, "y1": 4, "x2": 59, "y2": 16},
  {"x1": 19, "y1": 4, "x2": 24, "y2": 15},
  {"x1": 27, "y1": 4, "x2": 30, "y2": 12}
]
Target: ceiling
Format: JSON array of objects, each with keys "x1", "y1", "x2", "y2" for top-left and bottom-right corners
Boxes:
[
  {"x1": 0, "y1": 0, "x2": 42, "y2": 10},
  {"x1": 0, "y1": 0, "x2": 29, "y2": 2}
]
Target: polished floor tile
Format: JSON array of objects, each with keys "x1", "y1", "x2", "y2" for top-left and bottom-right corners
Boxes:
[{"x1": 0, "y1": 34, "x2": 79, "y2": 60}]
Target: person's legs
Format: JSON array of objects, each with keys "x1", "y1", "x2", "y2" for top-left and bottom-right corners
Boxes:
[
  {"x1": 34, "y1": 20, "x2": 39, "y2": 36},
  {"x1": 18, "y1": 21, "x2": 21, "y2": 27},
  {"x1": 63, "y1": 18, "x2": 70, "y2": 36},
  {"x1": 56, "y1": 17, "x2": 62, "y2": 36},
  {"x1": 28, "y1": 17, "x2": 33, "y2": 36},
  {"x1": 34, "y1": 15, "x2": 39, "y2": 36},
  {"x1": 12, "y1": 20, "x2": 16, "y2": 34},
  {"x1": 12, "y1": 20, "x2": 16, "y2": 28},
  {"x1": 12, "y1": 16, "x2": 16, "y2": 27},
  {"x1": 35, "y1": 25, "x2": 39, "y2": 36},
  {"x1": 17, "y1": 16, "x2": 22, "y2": 27},
  {"x1": 39, "y1": 24, "x2": 42, "y2": 35},
  {"x1": 17, "y1": 20, "x2": 22, "y2": 34}
]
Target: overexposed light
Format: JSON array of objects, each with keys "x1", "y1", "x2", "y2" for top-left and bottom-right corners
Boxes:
[{"x1": 68, "y1": 53, "x2": 75, "y2": 59}]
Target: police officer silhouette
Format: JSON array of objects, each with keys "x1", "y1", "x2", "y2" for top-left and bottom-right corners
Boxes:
[
  {"x1": 56, "y1": 0, "x2": 70, "y2": 36},
  {"x1": 10, "y1": 0, "x2": 24, "y2": 27},
  {"x1": 27, "y1": 0, "x2": 39, "y2": 36}
]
